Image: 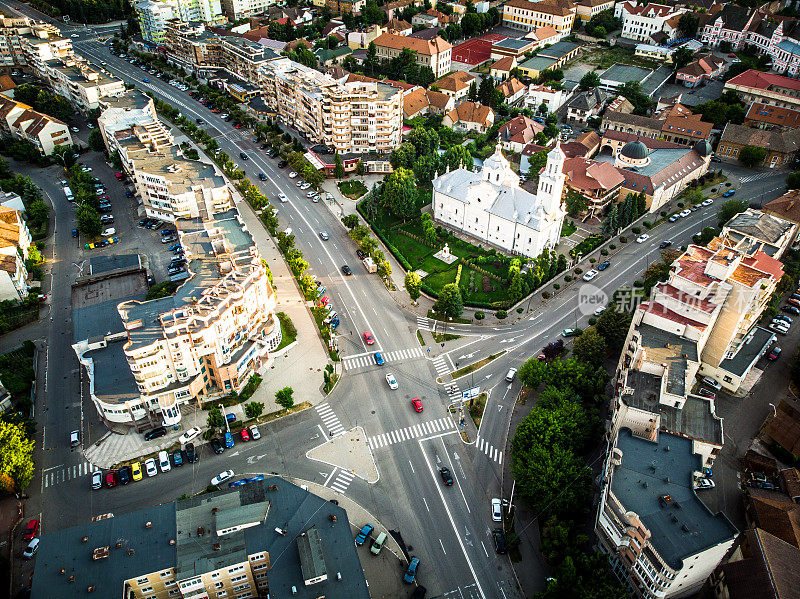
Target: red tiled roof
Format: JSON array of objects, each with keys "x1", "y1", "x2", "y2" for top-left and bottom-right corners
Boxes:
[
  {"x1": 745, "y1": 102, "x2": 800, "y2": 129},
  {"x1": 638, "y1": 300, "x2": 709, "y2": 330},
  {"x1": 727, "y1": 69, "x2": 800, "y2": 94},
  {"x1": 655, "y1": 283, "x2": 717, "y2": 313}
]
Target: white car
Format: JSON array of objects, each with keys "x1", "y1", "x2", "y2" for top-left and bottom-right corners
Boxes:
[
  {"x1": 386, "y1": 373, "x2": 398, "y2": 390},
  {"x1": 679, "y1": 209, "x2": 691, "y2": 218},
  {"x1": 594, "y1": 306, "x2": 607, "y2": 316},
  {"x1": 306, "y1": 191, "x2": 316, "y2": 198},
  {"x1": 300, "y1": 182, "x2": 312, "y2": 190},
  {"x1": 211, "y1": 470, "x2": 234, "y2": 486},
  {"x1": 310, "y1": 193, "x2": 320, "y2": 203},
  {"x1": 582, "y1": 269, "x2": 598, "y2": 281},
  {"x1": 249, "y1": 425, "x2": 261, "y2": 440},
  {"x1": 102, "y1": 227, "x2": 116, "y2": 237},
  {"x1": 145, "y1": 457, "x2": 158, "y2": 477},
  {"x1": 70, "y1": 126, "x2": 79, "y2": 132},
  {"x1": 636, "y1": 234, "x2": 650, "y2": 244},
  {"x1": 288, "y1": 171, "x2": 298, "y2": 178},
  {"x1": 278, "y1": 193, "x2": 288, "y2": 203},
  {"x1": 158, "y1": 450, "x2": 171, "y2": 473},
  {"x1": 701, "y1": 198, "x2": 714, "y2": 207},
  {"x1": 22, "y1": 538, "x2": 39, "y2": 559},
  {"x1": 491, "y1": 498, "x2": 502, "y2": 522},
  {"x1": 71, "y1": 33, "x2": 79, "y2": 38},
  {"x1": 178, "y1": 426, "x2": 201, "y2": 445}
]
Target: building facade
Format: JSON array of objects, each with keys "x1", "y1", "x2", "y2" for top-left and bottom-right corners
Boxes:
[
  {"x1": 501, "y1": 0, "x2": 576, "y2": 40},
  {"x1": 614, "y1": 1, "x2": 684, "y2": 43},
  {"x1": 0, "y1": 93, "x2": 72, "y2": 155},
  {"x1": 371, "y1": 32, "x2": 452, "y2": 78}
]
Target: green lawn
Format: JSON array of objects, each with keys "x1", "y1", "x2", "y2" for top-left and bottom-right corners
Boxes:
[{"x1": 338, "y1": 180, "x2": 368, "y2": 200}]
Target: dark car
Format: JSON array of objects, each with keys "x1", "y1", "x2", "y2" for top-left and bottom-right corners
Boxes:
[
  {"x1": 277, "y1": 160, "x2": 288, "y2": 168},
  {"x1": 185, "y1": 443, "x2": 198, "y2": 463},
  {"x1": 341, "y1": 265, "x2": 352, "y2": 276},
  {"x1": 239, "y1": 152, "x2": 248, "y2": 160},
  {"x1": 492, "y1": 528, "x2": 507, "y2": 554},
  {"x1": 172, "y1": 449, "x2": 183, "y2": 466},
  {"x1": 144, "y1": 426, "x2": 167, "y2": 441},
  {"x1": 126, "y1": 190, "x2": 134, "y2": 197},
  {"x1": 210, "y1": 437, "x2": 224, "y2": 454},
  {"x1": 258, "y1": 173, "x2": 267, "y2": 181},
  {"x1": 782, "y1": 305, "x2": 800, "y2": 315},
  {"x1": 356, "y1": 249, "x2": 366, "y2": 260},
  {"x1": 597, "y1": 260, "x2": 610, "y2": 271},
  {"x1": 118, "y1": 466, "x2": 131, "y2": 485},
  {"x1": 411, "y1": 586, "x2": 427, "y2": 599},
  {"x1": 659, "y1": 241, "x2": 672, "y2": 249},
  {"x1": 71, "y1": 228, "x2": 78, "y2": 238},
  {"x1": 769, "y1": 346, "x2": 782, "y2": 360},
  {"x1": 260, "y1": 143, "x2": 269, "y2": 150},
  {"x1": 139, "y1": 218, "x2": 148, "y2": 227},
  {"x1": 439, "y1": 467, "x2": 453, "y2": 486}
]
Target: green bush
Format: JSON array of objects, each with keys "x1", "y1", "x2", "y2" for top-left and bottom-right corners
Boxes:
[
  {"x1": 619, "y1": 236, "x2": 627, "y2": 243},
  {"x1": 677, "y1": 202, "x2": 684, "y2": 208},
  {"x1": 542, "y1": 291, "x2": 551, "y2": 299},
  {"x1": 601, "y1": 249, "x2": 609, "y2": 256},
  {"x1": 609, "y1": 244, "x2": 616, "y2": 250},
  {"x1": 516, "y1": 307, "x2": 524, "y2": 314},
  {"x1": 589, "y1": 258, "x2": 596, "y2": 263},
  {"x1": 631, "y1": 226, "x2": 641, "y2": 235},
  {"x1": 643, "y1": 221, "x2": 652, "y2": 229},
  {"x1": 574, "y1": 267, "x2": 583, "y2": 274},
  {"x1": 660, "y1": 211, "x2": 667, "y2": 217},
  {"x1": 496, "y1": 309, "x2": 508, "y2": 319},
  {"x1": 564, "y1": 275, "x2": 572, "y2": 282},
  {"x1": 633, "y1": 280, "x2": 644, "y2": 288},
  {"x1": 553, "y1": 283, "x2": 560, "y2": 289},
  {"x1": 475, "y1": 311, "x2": 485, "y2": 320}
]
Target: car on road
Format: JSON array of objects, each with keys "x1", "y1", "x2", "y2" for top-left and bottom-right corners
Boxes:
[
  {"x1": 356, "y1": 249, "x2": 366, "y2": 260},
  {"x1": 300, "y1": 182, "x2": 312, "y2": 190},
  {"x1": 249, "y1": 425, "x2": 261, "y2": 440},
  {"x1": 71, "y1": 228, "x2": 78, "y2": 238},
  {"x1": 769, "y1": 346, "x2": 782, "y2": 360},
  {"x1": 23, "y1": 519, "x2": 39, "y2": 541},
  {"x1": 289, "y1": 171, "x2": 298, "y2": 178},
  {"x1": 411, "y1": 397, "x2": 423, "y2": 412},
  {"x1": 145, "y1": 458, "x2": 158, "y2": 477},
  {"x1": 278, "y1": 193, "x2": 288, "y2": 202},
  {"x1": 702, "y1": 198, "x2": 714, "y2": 207},
  {"x1": 597, "y1": 260, "x2": 610, "y2": 271},
  {"x1": 668, "y1": 214, "x2": 680, "y2": 222},
  {"x1": 211, "y1": 470, "x2": 235, "y2": 486},
  {"x1": 636, "y1": 234, "x2": 650, "y2": 243},
  {"x1": 131, "y1": 461, "x2": 143, "y2": 481},
  {"x1": 722, "y1": 190, "x2": 735, "y2": 197},
  {"x1": 492, "y1": 498, "x2": 502, "y2": 522},
  {"x1": 363, "y1": 331, "x2": 374, "y2": 345},
  {"x1": 374, "y1": 352, "x2": 384, "y2": 365},
  {"x1": 341, "y1": 265, "x2": 352, "y2": 276},
  {"x1": 104, "y1": 470, "x2": 116, "y2": 488},
  {"x1": 659, "y1": 241, "x2": 672, "y2": 249},
  {"x1": 258, "y1": 173, "x2": 266, "y2": 181},
  {"x1": 439, "y1": 467, "x2": 453, "y2": 486},
  {"x1": 142, "y1": 77, "x2": 149, "y2": 83},
  {"x1": 306, "y1": 191, "x2": 317, "y2": 198},
  {"x1": 22, "y1": 538, "x2": 39, "y2": 559},
  {"x1": 386, "y1": 373, "x2": 398, "y2": 389},
  {"x1": 492, "y1": 528, "x2": 506, "y2": 554},
  {"x1": 178, "y1": 426, "x2": 201, "y2": 445},
  {"x1": 158, "y1": 450, "x2": 171, "y2": 473},
  {"x1": 144, "y1": 426, "x2": 166, "y2": 441},
  {"x1": 210, "y1": 437, "x2": 224, "y2": 454},
  {"x1": 239, "y1": 152, "x2": 248, "y2": 160},
  {"x1": 102, "y1": 227, "x2": 116, "y2": 236},
  {"x1": 561, "y1": 328, "x2": 579, "y2": 337},
  {"x1": 355, "y1": 524, "x2": 373, "y2": 545},
  {"x1": 582, "y1": 269, "x2": 598, "y2": 281},
  {"x1": 404, "y1": 557, "x2": 420, "y2": 584},
  {"x1": 172, "y1": 449, "x2": 183, "y2": 467},
  {"x1": 317, "y1": 231, "x2": 329, "y2": 241},
  {"x1": 240, "y1": 428, "x2": 250, "y2": 442}
]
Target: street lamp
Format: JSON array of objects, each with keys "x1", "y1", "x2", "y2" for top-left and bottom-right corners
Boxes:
[{"x1": 768, "y1": 402, "x2": 777, "y2": 417}]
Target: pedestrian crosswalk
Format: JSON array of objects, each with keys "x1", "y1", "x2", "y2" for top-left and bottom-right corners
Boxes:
[
  {"x1": 329, "y1": 469, "x2": 354, "y2": 494},
  {"x1": 445, "y1": 382, "x2": 462, "y2": 403},
  {"x1": 342, "y1": 347, "x2": 425, "y2": 370},
  {"x1": 316, "y1": 402, "x2": 345, "y2": 436},
  {"x1": 739, "y1": 172, "x2": 772, "y2": 184},
  {"x1": 417, "y1": 316, "x2": 433, "y2": 331},
  {"x1": 432, "y1": 355, "x2": 450, "y2": 377},
  {"x1": 476, "y1": 435, "x2": 503, "y2": 465},
  {"x1": 367, "y1": 417, "x2": 456, "y2": 449},
  {"x1": 43, "y1": 461, "x2": 100, "y2": 488}
]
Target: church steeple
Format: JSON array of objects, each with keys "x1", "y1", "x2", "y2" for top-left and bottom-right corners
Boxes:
[{"x1": 537, "y1": 142, "x2": 566, "y2": 218}]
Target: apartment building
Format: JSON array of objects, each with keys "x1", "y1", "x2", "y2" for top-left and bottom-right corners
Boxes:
[
  {"x1": 221, "y1": 0, "x2": 274, "y2": 22},
  {"x1": 0, "y1": 93, "x2": 72, "y2": 155},
  {"x1": 371, "y1": 32, "x2": 452, "y2": 78},
  {"x1": 98, "y1": 90, "x2": 173, "y2": 158},
  {"x1": 30, "y1": 478, "x2": 371, "y2": 599},
  {"x1": 614, "y1": 1, "x2": 684, "y2": 43},
  {"x1": 501, "y1": 0, "x2": 576, "y2": 41},
  {"x1": 42, "y1": 55, "x2": 126, "y2": 113},
  {"x1": 259, "y1": 57, "x2": 403, "y2": 154},
  {"x1": 0, "y1": 205, "x2": 30, "y2": 301},
  {"x1": 575, "y1": 0, "x2": 613, "y2": 22},
  {"x1": 724, "y1": 69, "x2": 800, "y2": 112},
  {"x1": 137, "y1": 0, "x2": 224, "y2": 44}
]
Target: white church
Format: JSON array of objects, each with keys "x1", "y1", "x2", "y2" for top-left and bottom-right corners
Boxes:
[{"x1": 432, "y1": 144, "x2": 566, "y2": 259}]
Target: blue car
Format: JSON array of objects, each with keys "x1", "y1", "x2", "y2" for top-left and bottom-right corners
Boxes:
[
  {"x1": 722, "y1": 190, "x2": 735, "y2": 197},
  {"x1": 404, "y1": 557, "x2": 420, "y2": 584},
  {"x1": 142, "y1": 77, "x2": 149, "y2": 83},
  {"x1": 169, "y1": 243, "x2": 181, "y2": 251},
  {"x1": 374, "y1": 352, "x2": 384, "y2": 366},
  {"x1": 225, "y1": 413, "x2": 236, "y2": 424},
  {"x1": 224, "y1": 431, "x2": 234, "y2": 448},
  {"x1": 228, "y1": 479, "x2": 247, "y2": 488},
  {"x1": 355, "y1": 524, "x2": 373, "y2": 546}
]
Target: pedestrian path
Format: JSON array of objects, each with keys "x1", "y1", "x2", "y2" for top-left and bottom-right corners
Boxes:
[
  {"x1": 316, "y1": 402, "x2": 345, "y2": 436},
  {"x1": 738, "y1": 172, "x2": 774, "y2": 183},
  {"x1": 342, "y1": 347, "x2": 425, "y2": 370},
  {"x1": 476, "y1": 435, "x2": 503, "y2": 465},
  {"x1": 42, "y1": 461, "x2": 100, "y2": 488},
  {"x1": 328, "y1": 468, "x2": 355, "y2": 494},
  {"x1": 445, "y1": 382, "x2": 462, "y2": 403},
  {"x1": 432, "y1": 355, "x2": 450, "y2": 377},
  {"x1": 417, "y1": 316, "x2": 433, "y2": 331},
  {"x1": 367, "y1": 417, "x2": 456, "y2": 449}
]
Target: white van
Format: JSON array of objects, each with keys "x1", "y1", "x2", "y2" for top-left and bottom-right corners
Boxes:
[{"x1": 505, "y1": 368, "x2": 517, "y2": 382}]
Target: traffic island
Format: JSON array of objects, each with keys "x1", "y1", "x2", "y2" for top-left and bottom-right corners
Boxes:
[{"x1": 306, "y1": 426, "x2": 379, "y2": 484}]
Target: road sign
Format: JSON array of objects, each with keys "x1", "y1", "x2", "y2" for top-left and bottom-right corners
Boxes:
[{"x1": 462, "y1": 386, "x2": 480, "y2": 400}]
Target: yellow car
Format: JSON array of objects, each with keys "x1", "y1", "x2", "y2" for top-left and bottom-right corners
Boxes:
[{"x1": 131, "y1": 461, "x2": 143, "y2": 481}]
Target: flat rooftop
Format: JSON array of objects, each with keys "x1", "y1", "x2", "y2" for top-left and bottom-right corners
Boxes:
[
  {"x1": 600, "y1": 63, "x2": 654, "y2": 85},
  {"x1": 719, "y1": 325, "x2": 775, "y2": 377},
  {"x1": 611, "y1": 428, "x2": 738, "y2": 569}
]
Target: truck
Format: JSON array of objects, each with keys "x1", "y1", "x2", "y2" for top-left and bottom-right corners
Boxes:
[
  {"x1": 63, "y1": 185, "x2": 74, "y2": 202},
  {"x1": 363, "y1": 256, "x2": 377, "y2": 273}
]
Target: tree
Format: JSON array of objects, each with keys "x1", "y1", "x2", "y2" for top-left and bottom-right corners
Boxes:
[
  {"x1": 88, "y1": 128, "x2": 105, "y2": 152},
  {"x1": 579, "y1": 71, "x2": 600, "y2": 90},
  {"x1": 52, "y1": 144, "x2": 77, "y2": 168},
  {"x1": 207, "y1": 407, "x2": 223, "y2": 430},
  {"x1": 468, "y1": 81, "x2": 478, "y2": 101},
  {"x1": 275, "y1": 386, "x2": 295, "y2": 410},
  {"x1": 77, "y1": 204, "x2": 102, "y2": 237},
  {"x1": 342, "y1": 214, "x2": 359, "y2": 229},
  {"x1": 244, "y1": 401, "x2": 264, "y2": 419},
  {"x1": 572, "y1": 328, "x2": 607, "y2": 367},
  {"x1": 364, "y1": 41, "x2": 379, "y2": 76},
  {"x1": 787, "y1": 170, "x2": 800, "y2": 189},
  {"x1": 526, "y1": 150, "x2": 549, "y2": 181},
  {"x1": 677, "y1": 12, "x2": 699, "y2": 38},
  {"x1": 565, "y1": 189, "x2": 589, "y2": 218},
  {"x1": 405, "y1": 271, "x2": 422, "y2": 302},
  {"x1": 593, "y1": 25, "x2": 607, "y2": 38},
  {"x1": 617, "y1": 81, "x2": 652, "y2": 115},
  {"x1": 595, "y1": 307, "x2": 632, "y2": 351},
  {"x1": 671, "y1": 47, "x2": 695, "y2": 71},
  {"x1": 739, "y1": 145, "x2": 767, "y2": 167},
  {"x1": 478, "y1": 76, "x2": 495, "y2": 107},
  {"x1": 333, "y1": 153, "x2": 345, "y2": 179},
  {"x1": 717, "y1": 198, "x2": 749, "y2": 227},
  {"x1": 435, "y1": 283, "x2": 463, "y2": 318},
  {"x1": 517, "y1": 355, "x2": 547, "y2": 389},
  {"x1": 382, "y1": 167, "x2": 418, "y2": 220},
  {"x1": 0, "y1": 420, "x2": 34, "y2": 492}
]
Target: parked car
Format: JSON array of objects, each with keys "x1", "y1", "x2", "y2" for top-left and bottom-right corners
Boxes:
[
  {"x1": 491, "y1": 498, "x2": 502, "y2": 522},
  {"x1": 561, "y1": 328, "x2": 579, "y2": 337},
  {"x1": 131, "y1": 461, "x2": 143, "y2": 481},
  {"x1": 210, "y1": 437, "x2": 224, "y2": 454},
  {"x1": 492, "y1": 528, "x2": 507, "y2": 554},
  {"x1": 158, "y1": 450, "x2": 171, "y2": 473},
  {"x1": 783, "y1": 305, "x2": 800, "y2": 315},
  {"x1": 91, "y1": 470, "x2": 102, "y2": 489},
  {"x1": 768, "y1": 346, "x2": 782, "y2": 360},
  {"x1": 597, "y1": 260, "x2": 610, "y2": 271},
  {"x1": 172, "y1": 449, "x2": 183, "y2": 467},
  {"x1": 240, "y1": 428, "x2": 250, "y2": 442},
  {"x1": 22, "y1": 538, "x2": 39, "y2": 559},
  {"x1": 224, "y1": 431, "x2": 234, "y2": 448},
  {"x1": 104, "y1": 470, "x2": 116, "y2": 488},
  {"x1": 668, "y1": 214, "x2": 679, "y2": 222},
  {"x1": 404, "y1": 557, "x2": 420, "y2": 584},
  {"x1": 211, "y1": 470, "x2": 234, "y2": 486},
  {"x1": 144, "y1": 426, "x2": 166, "y2": 441},
  {"x1": 636, "y1": 234, "x2": 650, "y2": 243},
  {"x1": 178, "y1": 426, "x2": 201, "y2": 445},
  {"x1": 370, "y1": 532, "x2": 387, "y2": 555},
  {"x1": 249, "y1": 425, "x2": 261, "y2": 440},
  {"x1": 582, "y1": 269, "x2": 598, "y2": 281},
  {"x1": 722, "y1": 190, "x2": 735, "y2": 198},
  {"x1": 696, "y1": 478, "x2": 715, "y2": 489},
  {"x1": 145, "y1": 458, "x2": 158, "y2": 477},
  {"x1": 23, "y1": 519, "x2": 39, "y2": 541},
  {"x1": 355, "y1": 524, "x2": 373, "y2": 546}
]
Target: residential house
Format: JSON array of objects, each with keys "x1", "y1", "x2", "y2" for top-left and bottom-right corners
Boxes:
[
  {"x1": 699, "y1": 3, "x2": 751, "y2": 50},
  {"x1": 402, "y1": 86, "x2": 454, "y2": 118},
  {"x1": 565, "y1": 88, "x2": 607, "y2": 123},
  {"x1": 0, "y1": 205, "x2": 29, "y2": 301},
  {"x1": 517, "y1": 55, "x2": 557, "y2": 79},
  {"x1": 220, "y1": 0, "x2": 274, "y2": 21},
  {"x1": 442, "y1": 100, "x2": 494, "y2": 133},
  {"x1": 490, "y1": 37, "x2": 536, "y2": 60},
  {"x1": 315, "y1": 45, "x2": 352, "y2": 66},
  {"x1": 614, "y1": 1, "x2": 685, "y2": 43},
  {"x1": 745, "y1": 103, "x2": 800, "y2": 131},
  {"x1": 725, "y1": 69, "x2": 800, "y2": 112},
  {"x1": 501, "y1": 0, "x2": 576, "y2": 41},
  {"x1": 412, "y1": 12, "x2": 440, "y2": 27},
  {"x1": 372, "y1": 32, "x2": 452, "y2": 78},
  {"x1": 659, "y1": 103, "x2": 714, "y2": 146},
  {"x1": 436, "y1": 70, "x2": 475, "y2": 101},
  {"x1": 561, "y1": 130, "x2": 600, "y2": 158},
  {"x1": 524, "y1": 83, "x2": 569, "y2": 113},
  {"x1": 0, "y1": 93, "x2": 72, "y2": 155},
  {"x1": 575, "y1": 0, "x2": 613, "y2": 22},
  {"x1": 522, "y1": 25, "x2": 561, "y2": 47},
  {"x1": 347, "y1": 24, "x2": 384, "y2": 49},
  {"x1": 328, "y1": 0, "x2": 365, "y2": 13},
  {"x1": 717, "y1": 122, "x2": 800, "y2": 168},
  {"x1": 766, "y1": 400, "x2": 800, "y2": 460},
  {"x1": 763, "y1": 189, "x2": 800, "y2": 229},
  {"x1": 676, "y1": 53, "x2": 726, "y2": 88},
  {"x1": 601, "y1": 110, "x2": 665, "y2": 140},
  {"x1": 635, "y1": 42, "x2": 675, "y2": 63},
  {"x1": 490, "y1": 56, "x2": 517, "y2": 81},
  {"x1": 386, "y1": 18, "x2": 412, "y2": 35},
  {"x1": 606, "y1": 95, "x2": 634, "y2": 114},
  {"x1": 562, "y1": 156, "x2": 625, "y2": 217},
  {"x1": 498, "y1": 114, "x2": 544, "y2": 152},
  {"x1": 497, "y1": 77, "x2": 527, "y2": 104}
]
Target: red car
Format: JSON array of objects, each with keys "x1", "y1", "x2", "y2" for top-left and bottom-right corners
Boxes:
[
  {"x1": 240, "y1": 429, "x2": 250, "y2": 442},
  {"x1": 363, "y1": 331, "x2": 374, "y2": 345},
  {"x1": 411, "y1": 398, "x2": 423, "y2": 413},
  {"x1": 23, "y1": 519, "x2": 39, "y2": 540},
  {"x1": 104, "y1": 471, "x2": 117, "y2": 488}
]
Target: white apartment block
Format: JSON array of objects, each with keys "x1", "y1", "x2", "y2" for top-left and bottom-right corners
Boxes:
[
  {"x1": 0, "y1": 205, "x2": 30, "y2": 301},
  {"x1": 221, "y1": 0, "x2": 274, "y2": 22},
  {"x1": 259, "y1": 57, "x2": 403, "y2": 154},
  {"x1": 42, "y1": 55, "x2": 126, "y2": 113},
  {"x1": 0, "y1": 92, "x2": 72, "y2": 155},
  {"x1": 523, "y1": 83, "x2": 569, "y2": 113},
  {"x1": 615, "y1": 1, "x2": 684, "y2": 43},
  {"x1": 137, "y1": 0, "x2": 224, "y2": 45}
]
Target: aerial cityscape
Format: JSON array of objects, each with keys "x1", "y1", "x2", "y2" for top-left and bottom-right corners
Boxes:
[{"x1": 0, "y1": 0, "x2": 798, "y2": 597}]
